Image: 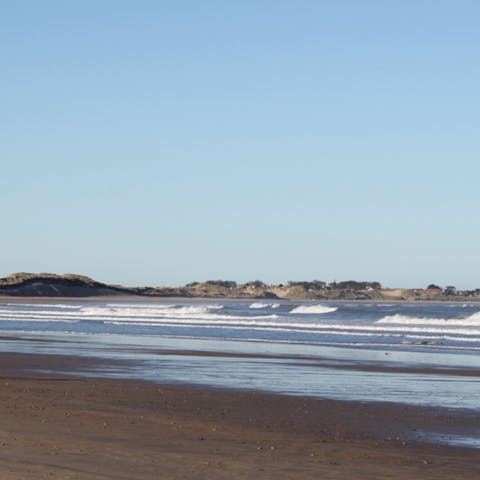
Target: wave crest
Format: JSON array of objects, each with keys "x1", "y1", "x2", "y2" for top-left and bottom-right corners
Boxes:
[
  {"x1": 249, "y1": 302, "x2": 280, "y2": 309},
  {"x1": 290, "y1": 304, "x2": 337, "y2": 314},
  {"x1": 376, "y1": 312, "x2": 480, "y2": 327}
]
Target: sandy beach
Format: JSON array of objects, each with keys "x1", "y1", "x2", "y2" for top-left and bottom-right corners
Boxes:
[{"x1": 0, "y1": 352, "x2": 478, "y2": 480}]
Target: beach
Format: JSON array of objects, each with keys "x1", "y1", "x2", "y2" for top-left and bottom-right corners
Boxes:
[
  {"x1": 0, "y1": 351, "x2": 478, "y2": 480},
  {"x1": 0, "y1": 299, "x2": 479, "y2": 478}
]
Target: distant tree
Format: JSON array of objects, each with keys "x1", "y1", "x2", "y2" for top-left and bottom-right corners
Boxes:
[
  {"x1": 287, "y1": 281, "x2": 305, "y2": 288},
  {"x1": 310, "y1": 280, "x2": 327, "y2": 289},
  {"x1": 244, "y1": 280, "x2": 266, "y2": 288},
  {"x1": 331, "y1": 280, "x2": 382, "y2": 291},
  {"x1": 444, "y1": 285, "x2": 456, "y2": 295},
  {"x1": 205, "y1": 280, "x2": 237, "y2": 288},
  {"x1": 427, "y1": 284, "x2": 442, "y2": 290},
  {"x1": 287, "y1": 280, "x2": 326, "y2": 290}
]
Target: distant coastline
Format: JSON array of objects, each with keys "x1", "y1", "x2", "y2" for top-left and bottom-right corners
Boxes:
[{"x1": 1, "y1": 272, "x2": 479, "y2": 301}]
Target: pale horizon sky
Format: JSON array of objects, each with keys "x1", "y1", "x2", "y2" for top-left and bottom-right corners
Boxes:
[{"x1": 1, "y1": 1, "x2": 479, "y2": 289}]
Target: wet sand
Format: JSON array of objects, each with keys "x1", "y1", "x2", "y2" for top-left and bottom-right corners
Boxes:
[{"x1": 0, "y1": 352, "x2": 478, "y2": 479}]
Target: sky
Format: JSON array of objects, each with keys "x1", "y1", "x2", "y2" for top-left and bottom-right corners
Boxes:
[{"x1": 1, "y1": 1, "x2": 479, "y2": 289}]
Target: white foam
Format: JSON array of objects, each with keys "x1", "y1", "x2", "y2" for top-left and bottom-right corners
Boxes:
[
  {"x1": 106, "y1": 303, "x2": 176, "y2": 309},
  {"x1": 249, "y1": 302, "x2": 280, "y2": 309},
  {"x1": 290, "y1": 305, "x2": 337, "y2": 314},
  {"x1": 78, "y1": 305, "x2": 223, "y2": 318},
  {"x1": 0, "y1": 314, "x2": 78, "y2": 323},
  {"x1": 0, "y1": 310, "x2": 280, "y2": 324},
  {"x1": 376, "y1": 312, "x2": 480, "y2": 327}
]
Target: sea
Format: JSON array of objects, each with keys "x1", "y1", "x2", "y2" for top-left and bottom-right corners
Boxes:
[{"x1": 1, "y1": 299, "x2": 479, "y2": 428}]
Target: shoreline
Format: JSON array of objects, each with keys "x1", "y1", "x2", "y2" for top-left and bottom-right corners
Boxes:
[
  {"x1": 2, "y1": 295, "x2": 480, "y2": 304},
  {"x1": 0, "y1": 352, "x2": 479, "y2": 479},
  {"x1": 1, "y1": 299, "x2": 479, "y2": 478}
]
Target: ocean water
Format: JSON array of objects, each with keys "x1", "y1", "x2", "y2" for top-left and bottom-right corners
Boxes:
[
  {"x1": 1, "y1": 300, "x2": 480, "y2": 351},
  {"x1": 1, "y1": 300, "x2": 479, "y2": 414}
]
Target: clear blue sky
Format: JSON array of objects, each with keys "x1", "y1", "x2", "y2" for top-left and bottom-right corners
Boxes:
[{"x1": 1, "y1": 1, "x2": 479, "y2": 288}]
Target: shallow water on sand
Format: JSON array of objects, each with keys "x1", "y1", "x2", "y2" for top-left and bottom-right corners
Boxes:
[{"x1": 1, "y1": 330, "x2": 479, "y2": 412}]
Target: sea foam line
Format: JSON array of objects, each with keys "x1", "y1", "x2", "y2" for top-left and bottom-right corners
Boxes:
[
  {"x1": 0, "y1": 312, "x2": 281, "y2": 323},
  {"x1": 0, "y1": 304, "x2": 225, "y2": 318}
]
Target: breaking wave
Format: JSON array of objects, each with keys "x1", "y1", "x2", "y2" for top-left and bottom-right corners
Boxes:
[
  {"x1": 290, "y1": 304, "x2": 337, "y2": 314},
  {"x1": 376, "y1": 312, "x2": 480, "y2": 327},
  {"x1": 0, "y1": 305, "x2": 277, "y2": 324},
  {"x1": 249, "y1": 302, "x2": 280, "y2": 309},
  {"x1": 80, "y1": 305, "x2": 222, "y2": 317}
]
